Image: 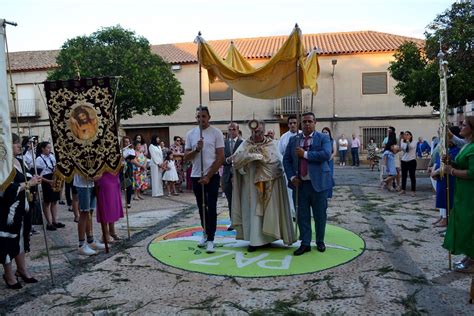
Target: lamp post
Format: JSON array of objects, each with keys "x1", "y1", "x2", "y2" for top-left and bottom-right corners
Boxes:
[{"x1": 331, "y1": 59, "x2": 337, "y2": 132}]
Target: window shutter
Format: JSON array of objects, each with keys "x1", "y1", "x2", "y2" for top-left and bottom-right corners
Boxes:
[{"x1": 362, "y1": 72, "x2": 387, "y2": 95}]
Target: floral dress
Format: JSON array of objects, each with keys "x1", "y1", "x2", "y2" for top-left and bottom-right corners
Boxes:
[
  {"x1": 133, "y1": 149, "x2": 149, "y2": 191},
  {"x1": 170, "y1": 143, "x2": 185, "y2": 186},
  {"x1": 367, "y1": 143, "x2": 377, "y2": 160}
]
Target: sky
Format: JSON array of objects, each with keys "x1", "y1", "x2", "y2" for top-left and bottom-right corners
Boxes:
[{"x1": 3, "y1": 0, "x2": 457, "y2": 52}]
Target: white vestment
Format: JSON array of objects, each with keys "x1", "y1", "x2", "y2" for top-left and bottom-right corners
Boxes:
[
  {"x1": 277, "y1": 130, "x2": 301, "y2": 217},
  {"x1": 149, "y1": 144, "x2": 164, "y2": 197},
  {"x1": 231, "y1": 137, "x2": 296, "y2": 246}
]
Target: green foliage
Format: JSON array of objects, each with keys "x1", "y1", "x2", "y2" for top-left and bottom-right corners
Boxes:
[
  {"x1": 48, "y1": 25, "x2": 184, "y2": 120},
  {"x1": 389, "y1": 2, "x2": 473, "y2": 109}
]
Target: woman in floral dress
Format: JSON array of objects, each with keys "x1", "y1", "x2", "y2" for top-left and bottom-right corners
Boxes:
[
  {"x1": 367, "y1": 138, "x2": 378, "y2": 171},
  {"x1": 133, "y1": 141, "x2": 148, "y2": 199},
  {"x1": 170, "y1": 136, "x2": 185, "y2": 193}
]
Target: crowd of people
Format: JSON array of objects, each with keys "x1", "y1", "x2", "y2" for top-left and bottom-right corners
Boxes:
[
  {"x1": 1, "y1": 112, "x2": 472, "y2": 290},
  {"x1": 377, "y1": 119, "x2": 474, "y2": 273}
]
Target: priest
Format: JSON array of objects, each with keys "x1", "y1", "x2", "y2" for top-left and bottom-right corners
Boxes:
[{"x1": 231, "y1": 121, "x2": 296, "y2": 252}]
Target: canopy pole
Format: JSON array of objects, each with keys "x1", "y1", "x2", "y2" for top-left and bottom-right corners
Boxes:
[
  {"x1": 294, "y1": 37, "x2": 302, "y2": 239},
  {"x1": 197, "y1": 32, "x2": 207, "y2": 238},
  {"x1": 230, "y1": 88, "x2": 234, "y2": 123}
]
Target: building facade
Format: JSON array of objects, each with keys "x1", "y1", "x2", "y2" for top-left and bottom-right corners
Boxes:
[{"x1": 7, "y1": 31, "x2": 447, "y2": 151}]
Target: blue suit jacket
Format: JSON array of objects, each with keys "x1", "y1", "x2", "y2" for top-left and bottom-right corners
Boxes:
[{"x1": 283, "y1": 132, "x2": 334, "y2": 193}]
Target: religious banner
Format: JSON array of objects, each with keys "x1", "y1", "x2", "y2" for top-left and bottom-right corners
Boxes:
[
  {"x1": 43, "y1": 77, "x2": 121, "y2": 182},
  {"x1": 0, "y1": 24, "x2": 14, "y2": 191}
]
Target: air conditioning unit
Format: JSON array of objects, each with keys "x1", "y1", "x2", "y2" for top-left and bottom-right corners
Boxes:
[{"x1": 171, "y1": 64, "x2": 182, "y2": 71}]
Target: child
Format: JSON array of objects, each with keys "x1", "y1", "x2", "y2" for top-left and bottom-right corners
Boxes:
[
  {"x1": 381, "y1": 145, "x2": 399, "y2": 191},
  {"x1": 124, "y1": 153, "x2": 135, "y2": 208},
  {"x1": 162, "y1": 152, "x2": 179, "y2": 196},
  {"x1": 73, "y1": 173, "x2": 105, "y2": 256}
]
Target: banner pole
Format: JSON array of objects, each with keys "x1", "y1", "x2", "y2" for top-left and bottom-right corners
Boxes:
[
  {"x1": 438, "y1": 43, "x2": 451, "y2": 270},
  {"x1": 111, "y1": 77, "x2": 131, "y2": 240}
]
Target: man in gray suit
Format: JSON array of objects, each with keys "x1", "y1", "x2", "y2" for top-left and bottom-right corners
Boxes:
[{"x1": 223, "y1": 122, "x2": 243, "y2": 231}]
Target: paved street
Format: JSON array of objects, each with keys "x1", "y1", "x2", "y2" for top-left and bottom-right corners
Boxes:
[{"x1": 1, "y1": 165, "x2": 473, "y2": 315}]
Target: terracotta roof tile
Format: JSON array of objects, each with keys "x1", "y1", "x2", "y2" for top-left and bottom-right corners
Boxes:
[
  {"x1": 154, "y1": 30, "x2": 423, "y2": 64},
  {"x1": 8, "y1": 50, "x2": 59, "y2": 71},
  {"x1": 9, "y1": 31, "x2": 424, "y2": 71}
]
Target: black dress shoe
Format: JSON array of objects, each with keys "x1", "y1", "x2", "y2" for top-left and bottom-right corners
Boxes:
[
  {"x1": 316, "y1": 242, "x2": 326, "y2": 252},
  {"x1": 53, "y1": 222, "x2": 65, "y2": 228},
  {"x1": 247, "y1": 245, "x2": 258, "y2": 252},
  {"x1": 3, "y1": 274, "x2": 22, "y2": 289},
  {"x1": 15, "y1": 271, "x2": 38, "y2": 283},
  {"x1": 293, "y1": 245, "x2": 311, "y2": 256},
  {"x1": 46, "y1": 224, "x2": 57, "y2": 231}
]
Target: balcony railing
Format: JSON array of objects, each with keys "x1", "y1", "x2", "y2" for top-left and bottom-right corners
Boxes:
[
  {"x1": 9, "y1": 99, "x2": 40, "y2": 117},
  {"x1": 273, "y1": 93, "x2": 312, "y2": 116}
]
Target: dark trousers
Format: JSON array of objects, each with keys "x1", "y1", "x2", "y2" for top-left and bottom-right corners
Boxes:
[
  {"x1": 224, "y1": 178, "x2": 233, "y2": 219},
  {"x1": 192, "y1": 174, "x2": 220, "y2": 241},
  {"x1": 294, "y1": 181, "x2": 328, "y2": 246},
  {"x1": 351, "y1": 147, "x2": 359, "y2": 166},
  {"x1": 339, "y1": 150, "x2": 347, "y2": 164},
  {"x1": 401, "y1": 159, "x2": 417, "y2": 191}
]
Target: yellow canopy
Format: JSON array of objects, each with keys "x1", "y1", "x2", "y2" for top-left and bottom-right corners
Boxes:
[{"x1": 196, "y1": 26, "x2": 319, "y2": 100}]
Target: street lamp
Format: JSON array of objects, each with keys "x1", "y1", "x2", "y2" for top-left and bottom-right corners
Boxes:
[{"x1": 331, "y1": 59, "x2": 337, "y2": 131}]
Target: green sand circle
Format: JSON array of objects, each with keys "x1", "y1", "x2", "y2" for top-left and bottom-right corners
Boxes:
[{"x1": 148, "y1": 224, "x2": 365, "y2": 277}]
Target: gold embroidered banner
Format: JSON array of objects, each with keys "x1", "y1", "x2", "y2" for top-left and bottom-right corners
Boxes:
[{"x1": 43, "y1": 78, "x2": 121, "y2": 181}]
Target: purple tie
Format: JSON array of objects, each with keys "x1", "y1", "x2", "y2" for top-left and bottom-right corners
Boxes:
[{"x1": 300, "y1": 136, "x2": 311, "y2": 177}]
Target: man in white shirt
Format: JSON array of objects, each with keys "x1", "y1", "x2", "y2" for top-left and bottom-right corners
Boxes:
[
  {"x1": 338, "y1": 135, "x2": 349, "y2": 166},
  {"x1": 184, "y1": 106, "x2": 224, "y2": 254},
  {"x1": 278, "y1": 116, "x2": 300, "y2": 218},
  {"x1": 278, "y1": 116, "x2": 300, "y2": 156}
]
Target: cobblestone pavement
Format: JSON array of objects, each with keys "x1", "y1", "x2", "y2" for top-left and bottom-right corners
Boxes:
[{"x1": 1, "y1": 165, "x2": 473, "y2": 315}]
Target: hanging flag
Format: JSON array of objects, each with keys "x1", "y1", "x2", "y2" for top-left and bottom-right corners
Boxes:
[
  {"x1": 43, "y1": 77, "x2": 121, "y2": 182},
  {"x1": 0, "y1": 23, "x2": 14, "y2": 191}
]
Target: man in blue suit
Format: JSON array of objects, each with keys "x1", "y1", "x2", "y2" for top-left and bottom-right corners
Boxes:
[{"x1": 283, "y1": 112, "x2": 334, "y2": 256}]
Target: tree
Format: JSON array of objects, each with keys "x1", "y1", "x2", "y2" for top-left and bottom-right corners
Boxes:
[
  {"x1": 389, "y1": 2, "x2": 473, "y2": 110},
  {"x1": 48, "y1": 25, "x2": 184, "y2": 120}
]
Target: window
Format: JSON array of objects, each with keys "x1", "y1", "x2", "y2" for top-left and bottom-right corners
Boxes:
[
  {"x1": 362, "y1": 127, "x2": 387, "y2": 150},
  {"x1": 362, "y1": 72, "x2": 387, "y2": 95},
  {"x1": 14, "y1": 84, "x2": 37, "y2": 117},
  {"x1": 209, "y1": 78, "x2": 232, "y2": 101}
]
